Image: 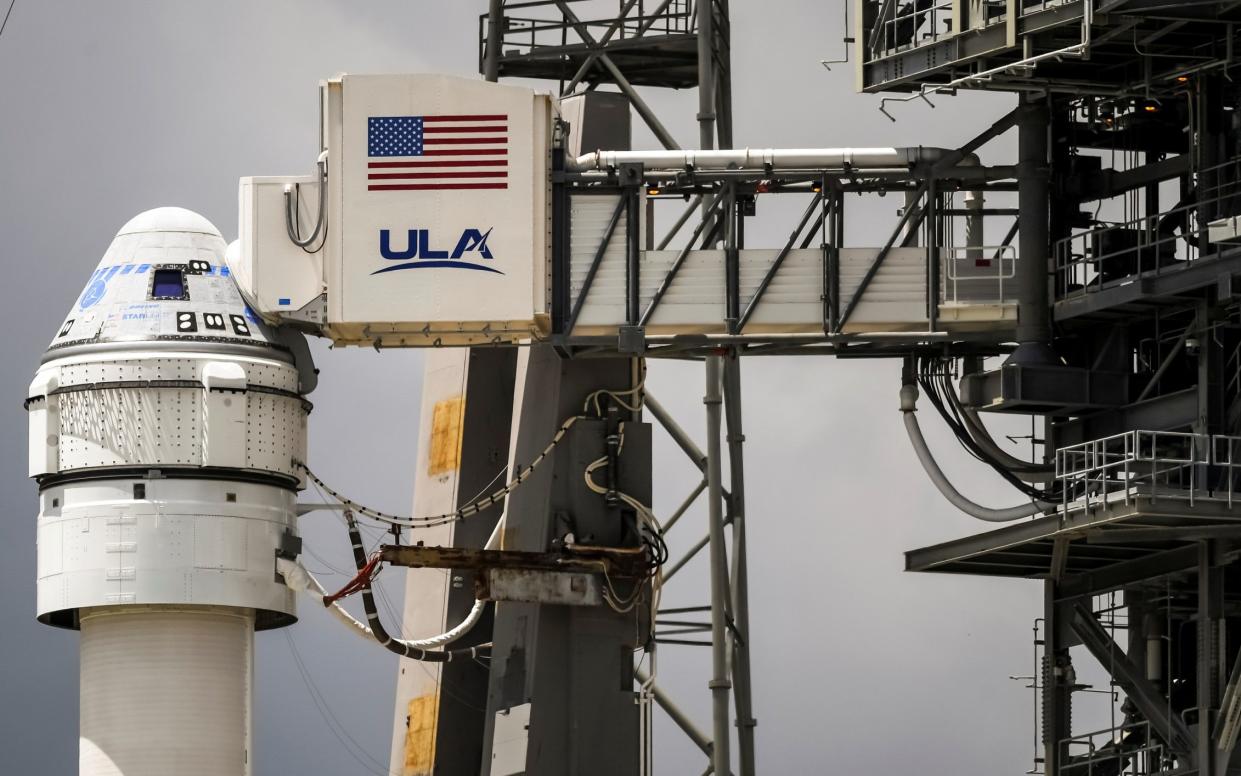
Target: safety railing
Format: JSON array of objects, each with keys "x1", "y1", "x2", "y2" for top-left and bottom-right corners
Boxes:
[
  {"x1": 865, "y1": 0, "x2": 956, "y2": 58},
  {"x1": 1055, "y1": 158, "x2": 1241, "y2": 300},
  {"x1": 862, "y1": 0, "x2": 1084, "y2": 60},
  {"x1": 1059, "y1": 719, "x2": 1170, "y2": 776},
  {"x1": 1055, "y1": 430, "x2": 1241, "y2": 515},
  {"x1": 941, "y1": 244, "x2": 1018, "y2": 307},
  {"x1": 479, "y1": 0, "x2": 694, "y2": 68}
]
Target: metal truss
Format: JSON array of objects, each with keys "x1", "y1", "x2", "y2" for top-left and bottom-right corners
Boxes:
[{"x1": 547, "y1": 111, "x2": 1026, "y2": 359}]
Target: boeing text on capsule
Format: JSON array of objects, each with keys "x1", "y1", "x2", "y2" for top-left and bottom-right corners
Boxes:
[{"x1": 373, "y1": 227, "x2": 502, "y2": 274}]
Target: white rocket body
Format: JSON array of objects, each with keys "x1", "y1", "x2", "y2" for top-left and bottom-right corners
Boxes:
[{"x1": 27, "y1": 208, "x2": 314, "y2": 776}]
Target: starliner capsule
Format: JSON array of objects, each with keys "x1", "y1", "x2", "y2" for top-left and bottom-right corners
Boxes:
[{"x1": 27, "y1": 207, "x2": 315, "y2": 776}]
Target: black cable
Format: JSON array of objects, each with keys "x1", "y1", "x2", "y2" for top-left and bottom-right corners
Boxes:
[
  {"x1": 915, "y1": 356, "x2": 1064, "y2": 502},
  {"x1": 0, "y1": 0, "x2": 15, "y2": 41},
  {"x1": 341, "y1": 510, "x2": 491, "y2": 663}
]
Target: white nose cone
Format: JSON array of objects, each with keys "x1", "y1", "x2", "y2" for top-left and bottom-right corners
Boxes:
[
  {"x1": 116, "y1": 206, "x2": 223, "y2": 236},
  {"x1": 48, "y1": 207, "x2": 281, "y2": 357}
]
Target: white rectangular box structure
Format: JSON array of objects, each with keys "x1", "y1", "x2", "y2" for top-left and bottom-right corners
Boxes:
[
  {"x1": 236, "y1": 175, "x2": 326, "y2": 323},
  {"x1": 325, "y1": 73, "x2": 553, "y2": 346},
  {"x1": 235, "y1": 74, "x2": 553, "y2": 345}
]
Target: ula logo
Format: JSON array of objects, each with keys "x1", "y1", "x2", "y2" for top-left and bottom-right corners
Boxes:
[{"x1": 372, "y1": 228, "x2": 502, "y2": 275}]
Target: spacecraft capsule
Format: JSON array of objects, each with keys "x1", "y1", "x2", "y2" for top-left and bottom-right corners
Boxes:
[{"x1": 27, "y1": 207, "x2": 314, "y2": 776}]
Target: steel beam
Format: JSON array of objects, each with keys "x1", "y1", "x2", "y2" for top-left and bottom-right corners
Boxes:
[
  {"x1": 635, "y1": 666, "x2": 718, "y2": 765},
  {"x1": 1070, "y1": 602, "x2": 1195, "y2": 759},
  {"x1": 704, "y1": 355, "x2": 732, "y2": 776},
  {"x1": 722, "y1": 351, "x2": 756, "y2": 775}
]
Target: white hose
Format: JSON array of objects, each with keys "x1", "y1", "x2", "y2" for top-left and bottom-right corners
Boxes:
[
  {"x1": 900, "y1": 385, "x2": 1054, "y2": 522},
  {"x1": 279, "y1": 513, "x2": 506, "y2": 649}
]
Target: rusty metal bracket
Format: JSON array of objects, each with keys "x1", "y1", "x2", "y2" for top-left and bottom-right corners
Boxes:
[{"x1": 379, "y1": 543, "x2": 649, "y2": 580}]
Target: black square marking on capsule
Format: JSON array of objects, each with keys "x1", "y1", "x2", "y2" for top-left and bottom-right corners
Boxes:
[
  {"x1": 176, "y1": 311, "x2": 198, "y2": 333},
  {"x1": 58, "y1": 319, "x2": 74, "y2": 338},
  {"x1": 229, "y1": 314, "x2": 251, "y2": 337},
  {"x1": 187, "y1": 260, "x2": 211, "y2": 274},
  {"x1": 203, "y1": 313, "x2": 225, "y2": 330}
]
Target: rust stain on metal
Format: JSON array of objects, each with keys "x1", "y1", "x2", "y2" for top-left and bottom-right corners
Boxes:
[
  {"x1": 403, "y1": 692, "x2": 440, "y2": 776},
  {"x1": 428, "y1": 396, "x2": 465, "y2": 476},
  {"x1": 379, "y1": 544, "x2": 649, "y2": 580}
]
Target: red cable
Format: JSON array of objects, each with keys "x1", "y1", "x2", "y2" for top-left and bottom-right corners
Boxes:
[{"x1": 323, "y1": 555, "x2": 381, "y2": 606}]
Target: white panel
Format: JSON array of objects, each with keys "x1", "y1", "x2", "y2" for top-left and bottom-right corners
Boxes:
[
  {"x1": 194, "y1": 516, "x2": 249, "y2": 572},
  {"x1": 490, "y1": 703, "x2": 532, "y2": 776},
  {"x1": 28, "y1": 372, "x2": 59, "y2": 475},
  {"x1": 567, "y1": 243, "x2": 947, "y2": 334},
  {"x1": 202, "y1": 362, "x2": 248, "y2": 468},
  {"x1": 323, "y1": 74, "x2": 552, "y2": 344},
  {"x1": 838, "y1": 246, "x2": 929, "y2": 329},
  {"x1": 43, "y1": 353, "x2": 304, "y2": 480},
  {"x1": 57, "y1": 387, "x2": 199, "y2": 469},
  {"x1": 389, "y1": 348, "x2": 467, "y2": 770},
  {"x1": 236, "y1": 175, "x2": 324, "y2": 318},
  {"x1": 38, "y1": 521, "x2": 63, "y2": 579},
  {"x1": 37, "y1": 479, "x2": 296, "y2": 622},
  {"x1": 79, "y1": 607, "x2": 253, "y2": 776}
]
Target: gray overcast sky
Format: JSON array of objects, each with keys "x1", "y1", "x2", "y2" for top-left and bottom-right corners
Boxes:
[{"x1": 0, "y1": 2, "x2": 1065, "y2": 774}]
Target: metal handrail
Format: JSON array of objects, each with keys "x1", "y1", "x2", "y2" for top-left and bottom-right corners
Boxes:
[
  {"x1": 1058, "y1": 718, "x2": 1168, "y2": 776},
  {"x1": 940, "y1": 244, "x2": 1018, "y2": 306},
  {"x1": 1056, "y1": 157, "x2": 1241, "y2": 298},
  {"x1": 1055, "y1": 430, "x2": 1241, "y2": 514},
  {"x1": 479, "y1": 0, "x2": 693, "y2": 66}
]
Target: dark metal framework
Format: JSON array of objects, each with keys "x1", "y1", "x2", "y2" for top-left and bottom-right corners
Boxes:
[
  {"x1": 862, "y1": 3, "x2": 1241, "y2": 776},
  {"x1": 409, "y1": 2, "x2": 1241, "y2": 776}
]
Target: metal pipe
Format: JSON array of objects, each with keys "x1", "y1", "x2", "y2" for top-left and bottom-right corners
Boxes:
[
  {"x1": 1013, "y1": 96, "x2": 1053, "y2": 357},
  {"x1": 705, "y1": 355, "x2": 731, "y2": 776},
  {"x1": 663, "y1": 531, "x2": 710, "y2": 582},
  {"x1": 569, "y1": 146, "x2": 979, "y2": 172},
  {"x1": 722, "y1": 352, "x2": 756, "y2": 775},
  {"x1": 697, "y1": 0, "x2": 716, "y2": 152},
  {"x1": 964, "y1": 188, "x2": 985, "y2": 263},
  {"x1": 483, "y1": 0, "x2": 504, "y2": 82},
  {"x1": 635, "y1": 666, "x2": 717, "y2": 763},
  {"x1": 662, "y1": 478, "x2": 708, "y2": 534},
  {"x1": 646, "y1": 393, "x2": 708, "y2": 471}
]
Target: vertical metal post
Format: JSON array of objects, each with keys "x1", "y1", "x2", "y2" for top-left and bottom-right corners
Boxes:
[
  {"x1": 705, "y1": 355, "x2": 732, "y2": 776},
  {"x1": 1199, "y1": 540, "x2": 1223, "y2": 776},
  {"x1": 697, "y1": 0, "x2": 716, "y2": 152},
  {"x1": 1043, "y1": 583, "x2": 1073, "y2": 776},
  {"x1": 927, "y1": 179, "x2": 939, "y2": 332},
  {"x1": 483, "y1": 0, "x2": 504, "y2": 82},
  {"x1": 696, "y1": 0, "x2": 720, "y2": 233},
  {"x1": 725, "y1": 184, "x2": 740, "y2": 333},
  {"x1": 723, "y1": 351, "x2": 756, "y2": 776},
  {"x1": 627, "y1": 185, "x2": 643, "y2": 325},
  {"x1": 1012, "y1": 94, "x2": 1053, "y2": 363}
]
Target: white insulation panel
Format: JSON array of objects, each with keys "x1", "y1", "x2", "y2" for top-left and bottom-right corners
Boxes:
[{"x1": 568, "y1": 195, "x2": 941, "y2": 334}]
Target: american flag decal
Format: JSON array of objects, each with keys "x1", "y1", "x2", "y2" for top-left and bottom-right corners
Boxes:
[{"x1": 367, "y1": 114, "x2": 509, "y2": 191}]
